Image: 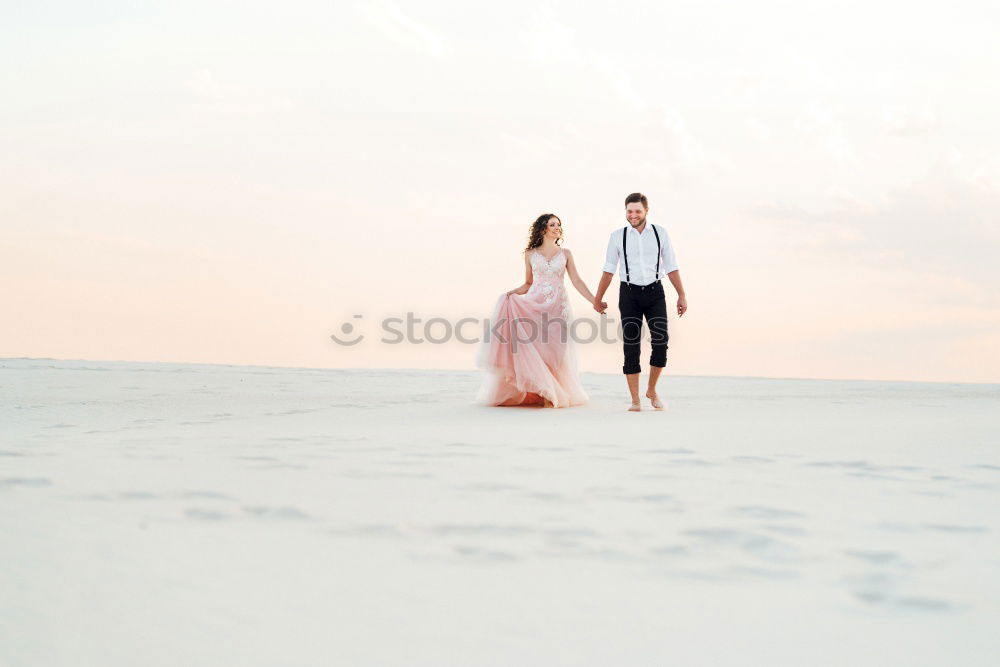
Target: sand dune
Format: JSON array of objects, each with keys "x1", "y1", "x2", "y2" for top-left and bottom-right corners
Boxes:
[{"x1": 2, "y1": 358, "x2": 999, "y2": 666}]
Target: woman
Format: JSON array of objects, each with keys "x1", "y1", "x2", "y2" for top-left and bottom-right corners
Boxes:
[{"x1": 475, "y1": 213, "x2": 596, "y2": 408}]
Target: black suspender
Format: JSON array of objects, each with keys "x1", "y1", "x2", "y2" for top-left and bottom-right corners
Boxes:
[
  {"x1": 622, "y1": 224, "x2": 661, "y2": 284},
  {"x1": 652, "y1": 224, "x2": 661, "y2": 280},
  {"x1": 622, "y1": 226, "x2": 630, "y2": 283}
]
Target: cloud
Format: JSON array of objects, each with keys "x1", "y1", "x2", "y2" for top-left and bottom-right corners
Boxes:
[
  {"x1": 515, "y1": 5, "x2": 650, "y2": 113},
  {"x1": 881, "y1": 107, "x2": 942, "y2": 137},
  {"x1": 185, "y1": 69, "x2": 224, "y2": 100},
  {"x1": 750, "y1": 149, "x2": 1000, "y2": 302},
  {"x1": 360, "y1": 1, "x2": 447, "y2": 57},
  {"x1": 591, "y1": 55, "x2": 645, "y2": 111},
  {"x1": 792, "y1": 100, "x2": 855, "y2": 162},
  {"x1": 658, "y1": 107, "x2": 732, "y2": 174},
  {"x1": 519, "y1": 3, "x2": 581, "y2": 63},
  {"x1": 183, "y1": 69, "x2": 297, "y2": 115}
]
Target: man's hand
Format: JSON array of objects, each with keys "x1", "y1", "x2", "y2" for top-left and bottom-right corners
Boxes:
[
  {"x1": 677, "y1": 295, "x2": 687, "y2": 317},
  {"x1": 593, "y1": 298, "x2": 608, "y2": 314}
]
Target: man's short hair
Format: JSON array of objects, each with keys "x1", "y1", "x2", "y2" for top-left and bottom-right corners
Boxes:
[{"x1": 625, "y1": 192, "x2": 648, "y2": 209}]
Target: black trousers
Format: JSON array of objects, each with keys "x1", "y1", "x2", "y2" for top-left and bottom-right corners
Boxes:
[{"x1": 619, "y1": 281, "x2": 668, "y2": 375}]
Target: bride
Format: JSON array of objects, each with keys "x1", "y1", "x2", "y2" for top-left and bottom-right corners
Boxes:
[{"x1": 475, "y1": 213, "x2": 597, "y2": 408}]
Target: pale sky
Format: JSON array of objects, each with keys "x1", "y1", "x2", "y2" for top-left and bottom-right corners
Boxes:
[{"x1": 3, "y1": 0, "x2": 999, "y2": 382}]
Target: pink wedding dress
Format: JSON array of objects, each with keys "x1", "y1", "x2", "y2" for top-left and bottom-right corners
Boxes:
[{"x1": 475, "y1": 247, "x2": 589, "y2": 408}]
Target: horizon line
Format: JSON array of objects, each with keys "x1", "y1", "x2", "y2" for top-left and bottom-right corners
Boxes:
[{"x1": 2, "y1": 356, "x2": 998, "y2": 388}]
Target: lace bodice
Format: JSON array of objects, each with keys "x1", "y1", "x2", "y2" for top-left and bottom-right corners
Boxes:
[{"x1": 526, "y1": 248, "x2": 571, "y2": 319}]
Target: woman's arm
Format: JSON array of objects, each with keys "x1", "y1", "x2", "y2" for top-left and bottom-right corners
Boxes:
[
  {"x1": 506, "y1": 252, "x2": 533, "y2": 295},
  {"x1": 564, "y1": 249, "x2": 597, "y2": 303}
]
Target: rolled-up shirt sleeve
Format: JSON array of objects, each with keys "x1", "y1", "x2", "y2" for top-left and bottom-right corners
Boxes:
[
  {"x1": 659, "y1": 226, "x2": 679, "y2": 273},
  {"x1": 602, "y1": 232, "x2": 619, "y2": 274}
]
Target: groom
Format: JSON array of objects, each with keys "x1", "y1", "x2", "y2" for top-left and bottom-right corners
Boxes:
[{"x1": 593, "y1": 193, "x2": 687, "y2": 411}]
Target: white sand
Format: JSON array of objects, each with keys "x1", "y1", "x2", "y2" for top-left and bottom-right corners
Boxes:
[{"x1": 2, "y1": 358, "x2": 999, "y2": 666}]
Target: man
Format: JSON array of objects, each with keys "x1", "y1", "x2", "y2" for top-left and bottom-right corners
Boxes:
[{"x1": 593, "y1": 192, "x2": 687, "y2": 412}]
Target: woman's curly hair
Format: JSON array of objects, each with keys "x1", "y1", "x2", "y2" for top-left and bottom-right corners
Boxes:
[{"x1": 523, "y1": 213, "x2": 562, "y2": 253}]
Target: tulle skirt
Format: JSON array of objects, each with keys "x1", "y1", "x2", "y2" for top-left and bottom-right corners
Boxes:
[{"x1": 475, "y1": 291, "x2": 589, "y2": 408}]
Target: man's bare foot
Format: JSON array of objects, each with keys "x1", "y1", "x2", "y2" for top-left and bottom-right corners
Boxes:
[
  {"x1": 628, "y1": 400, "x2": 641, "y2": 412},
  {"x1": 645, "y1": 391, "x2": 665, "y2": 410}
]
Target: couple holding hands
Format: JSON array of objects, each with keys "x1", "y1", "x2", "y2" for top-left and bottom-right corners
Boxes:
[{"x1": 476, "y1": 192, "x2": 687, "y2": 411}]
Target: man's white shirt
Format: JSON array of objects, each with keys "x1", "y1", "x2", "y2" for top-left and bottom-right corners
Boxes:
[{"x1": 603, "y1": 221, "x2": 679, "y2": 286}]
